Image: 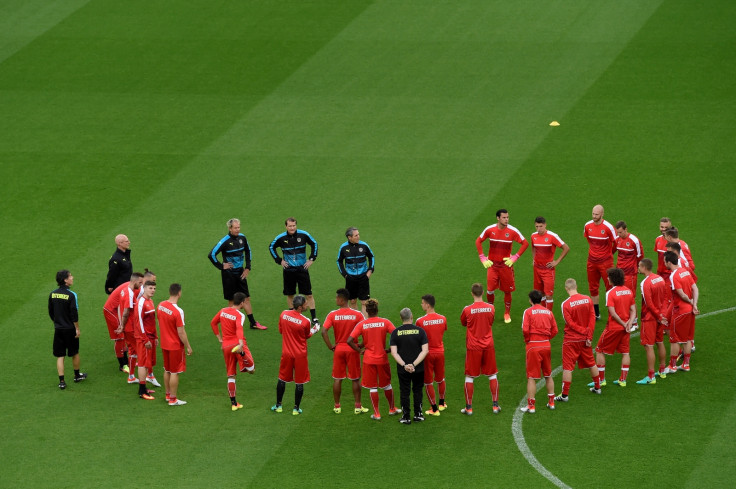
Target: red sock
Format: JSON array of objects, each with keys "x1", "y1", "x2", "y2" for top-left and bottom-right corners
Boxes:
[
  {"x1": 529, "y1": 398, "x2": 536, "y2": 409},
  {"x1": 562, "y1": 381, "x2": 571, "y2": 396},
  {"x1": 486, "y1": 292, "x2": 495, "y2": 304},
  {"x1": 545, "y1": 300, "x2": 554, "y2": 311},
  {"x1": 128, "y1": 355, "x2": 137, "y2": 373},
  {"x1": 504, "y1": 292, "x2": 512, "y2": 314},
  {"x1": 683, "y1": 354, "x2": 691, "y2": 366},
  {"x1": 384, "y1": 388, "x2": 395, "y2": 410},
  {"x1": 620, "y1": 364, "x2": 629, "y2": 381},
  {"x1": 169, "y1": 396, "x2": 176, "y2": 403},
  {"x1": 227, "y1": 380, "x2": 236, "y2": 398},
  {"x1": 489, "y1": 377, "x2": 499, "y2": 402},
  {"x1": 548, "y1": 393, "x2": 555, "y2": 406},
  {"x1": 370, "y1": 390, "x2": 380, "y2": 416},
  {"x1": 648, "y1": 369, "x2": 655, "y2": 379},
  {"x1": 438, "y1": 380, "x2": 446, "y2": 400},
  {"x1": 425, "y1": 384, "x2": 436, "y2": 406},
  {"x1": 114, "y1": 340, "x2": 126, "y2": 358},
  {"x1": 670, "y1": 355, "x2": 678, "y2": 368},
  {"x1": 659, "y1": 364, "x2": 666, "y2": 374},
  {"x1": 597, "y1": 366, "x2": 605, "y2": 383},
  {"x1": 465, "y1": 381, "x2": 474, "y2": 406}
]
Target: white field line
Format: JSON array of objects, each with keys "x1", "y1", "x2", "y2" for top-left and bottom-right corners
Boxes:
[{"x1": 511, "y1": 306, "x2": 733, "y2": 489}]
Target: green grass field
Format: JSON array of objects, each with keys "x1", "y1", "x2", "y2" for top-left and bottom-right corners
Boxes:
[{"x1": 1, "y1": 1, "x2": 734, "y2": 487}]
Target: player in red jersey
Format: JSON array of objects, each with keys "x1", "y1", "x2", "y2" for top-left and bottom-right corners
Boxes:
[
  {"x1": 663, "y1": 252, "x2": 699, "y2": 373},
  {"x1": 583, "y1": 205, "x2": 617, "y2": 319},
  {"x1": 136, "y1": 270, "x2": 161, "y2": 387},
  {"x1": 654, "y1": 217, "x2": 672, "y2": 282},
  {"x1": 321, "y1": 288, "x2": 368, "y2": 415},
  {"x1": 347, "y1": 299, "x2": 399, "y2": 420},
  {"x1": 272, "y1": 295, "x2": 319, "y2": 415},
  {"x1": 614, "y1": 221, "x2": 643, "y2": 295},
  {"x1": 555, "y1": 278, "x2": 601, "y2": 402},
  {"x1": 103, "y1": 278, "x2": 131, "y2": 373},
  {"x1": 416, "y1": 294, "x2": 448, "y2": 416},
  {"x1": 158, "y1": 283, "x2": 192, "y2": 406},
  {"x1": 133, "y1": 281, "x2": 158, "y2": 400},
  {"x1": 664, "y1": 228, "x2": 695, "y2": 272},
  {"x1": 118, "y1": 272, "x2": 144, "y2": 384},
  {"x1": 475, "y1": 208, "x2": 529, "y2": 323},
  {"x1": 529, "y1": 216, "x2": 570, "y2": 311},
  {"x1": 636, "y1": 259, "x2": 669, "y2": 384},
  {"x1": 211, "y1": 292, "x2": 255, "y2": 411},
  {"x1": 594, "y1": 269, "x2": 636, "y2": 387},
  {"x1": 460, "y1": 283, "x2": 501, "y2": 415},
  {"x1": 520, "y1": 290, "x2": 558, "y2": 413}
]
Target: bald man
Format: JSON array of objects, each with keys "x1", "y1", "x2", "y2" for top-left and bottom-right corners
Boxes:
[
  {"x1": 105, "y1": 234, "x2": 132, "y2": 294},
  {"x1": 583, "y1": 205, "x2": 616, "y2": 319}
]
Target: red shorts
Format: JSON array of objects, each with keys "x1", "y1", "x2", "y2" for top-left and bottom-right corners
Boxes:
[
  {"x1": 587, "y1": 258, "x2": 613, "y2": 296},
  {"x1": 136, "y1": 339, "x2": 157, "y2": 369},
  {"x1": 487, "y1": 265, "x2": 515, "y2": 293},
  {"x1": 423, "y1": 352, "x2": 446, "y2": 384},
  {"x1": 279, "y1": 354, "x2": 310, "y2": 384},
  {"x1": 163, "y1": 348, "x2": 186, "y2": 373},
  {"x1": 526, "y1": 343, "x2": 552, "y2": 379},
  {"x1": 465, "y1": 347, "x2": 498, "y2": 377},
  {"x1": 124, "y1": 331, "x2": 136, "y2": 357},
  {"x1": 595, "y1": 328, "x2": 630, "y2": 355},
  {"x1": 361, "y1": 362, "x2": 391, "y2": 389},
  {"x1": 332, "y1": 348, "x2": 361, "y2": 380},
  {"x1": 103, "y1": 307, "x2": 124, "y2": 340},
  {"x1": 670, "y1": 311, "x2": 695, "y2": 343},
  {"x1": 562, "y1": 341, "x2": 596, "y2": 371},
  {"x1": 222, "y1": 343, "x2": 254, "y2": 377},
  {"x1": 623, "y1": 274, "x2": 637, "y2": 296},
  {"x1": 533, "y1": 267, "x2": 556, "y2": 297},
  {"x1": 639, "y1": 319, "x2": 663, "y2": 346}
]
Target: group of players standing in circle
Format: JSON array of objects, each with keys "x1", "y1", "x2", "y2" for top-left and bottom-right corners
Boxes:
[{"x1": 48, "y1": 208, "x2": 698, "y2": 422}]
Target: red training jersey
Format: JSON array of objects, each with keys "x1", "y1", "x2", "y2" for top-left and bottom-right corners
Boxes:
[
  {"x1": 679, "y1": 239, "x2": 695, "y2": 271},
  {"x1": 475, "y1": 224, "x2": 529, "y2": 263},
  {"x1": 605, "y1": 285, "x2": 635, "y2": 331},
  {"x1": 104, "y1": 281, "x2": 128, "y2": 311},
  {"x1": 583, "y1": 219, "x2": 616, "y2": 263},
  {"x1": 615, "y1": 233, "x2": 643, "y2": 275},
  {"x1": 120, "y1": 284, "x2": 138, "y2": 333},
  {"x1": 133, "y1": 296, "x2": 157, "y2": 341},
  {"x1": 278, "y1": 309, "x2": 312, "y2": 357},
  {"x1": 157, "y1": 300, "x2": 185, "y2": 350},
  {"x1": 350, "y1": 317, "x2": 395, "y2": 365},
  {"x1": 521, "y1": 304, "x2": 558, "y2": 344},
  {"x1": 323, "y1": 307, "x2": 364, "y2": 353},
  {"x1": 416, "y1": 312, "x2": 448, "y2": 353},
  {"x1": 211, "y1": 307, "x2": 246, "y2": 346},
  {"x1": 654, "y1": 235, "x2": 669, "y2": 277},
  {"x1": 670, "y1": 267, "x2": 696, "y2": 314},
  {"x1": 561, "y1": 293, "x2": 595, "y2": 342},
  {"x1": 640, "y1": 274, "x2": 668, "y2": 322},
  {"x1": 460, "y1": 302, "x2": 495, "y2": 350},
  {"x1": 530, "y1": 231, "x2": 566, "y2": 269}
]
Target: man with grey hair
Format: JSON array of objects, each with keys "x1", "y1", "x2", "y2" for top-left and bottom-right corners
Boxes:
[
  {"x1": 337, "y1": 227, "x2": 375, "y2": 316},
  {"x1": 106, "y1": 234, "x2": 132, "y2": 294},
  {"x1": 209, "y1": 218, "x2": 266, "y2": 330},
  {"x1": 390, "y1": 308, "x2": 429, "y2": 424}
]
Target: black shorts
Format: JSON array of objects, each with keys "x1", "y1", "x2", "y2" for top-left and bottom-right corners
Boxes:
[
  {"x1": 222, "y1": 270, "x2": 250, "y2": 300},
  {"x1": 345, "y1": 274, "x2": 370, "y2": 301},
  {"x1": 53, "y1": 328, "x2": 79, "y2": 357},
  {"x1": 283, "y1": 269, "x2": 312, "y2": 296}
]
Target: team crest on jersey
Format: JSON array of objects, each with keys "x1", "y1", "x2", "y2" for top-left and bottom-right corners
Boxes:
[
  {"x1": 359, "y1": 247, "x2": 364, "y2": 252},
  {"x1": 545, "y1": 237, "x2": 549, "y2": 242},
  {"x1": 626, "y1": 241, "x2": 630, "y2": 246},
  {"x1": 297, "y1": 238, "x2": 301, "y2": 242},
  {"x1": 505, "y1": 233, "x2": 509, "y2": 237},
  {"x1": 239, "y1": 239, "x2": 243, "y2": 245},
  {"x1": 601, "y1": 230, "x2": 605, "y2": 235}
]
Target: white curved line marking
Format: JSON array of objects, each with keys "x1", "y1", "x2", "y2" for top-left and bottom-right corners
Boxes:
[{"x1": 512, "y1": 307, "x2": 733, "y2": 488}]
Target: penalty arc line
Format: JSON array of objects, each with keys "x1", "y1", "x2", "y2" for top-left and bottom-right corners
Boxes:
[{"x1": 511, "y1": 306, "x2": 734, "y2": 489}]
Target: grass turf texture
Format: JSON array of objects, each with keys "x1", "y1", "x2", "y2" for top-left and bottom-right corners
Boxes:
[{"x1": 1, "y1": 1, "x2": 734, "y2": 487}]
